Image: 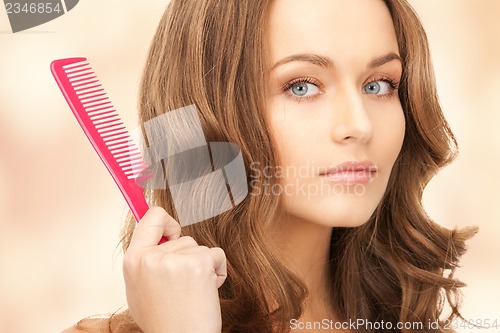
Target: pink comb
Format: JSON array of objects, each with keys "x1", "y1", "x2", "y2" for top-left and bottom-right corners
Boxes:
[{"x1": 51, "y1": 57, "x2": 167, "y2": 243}]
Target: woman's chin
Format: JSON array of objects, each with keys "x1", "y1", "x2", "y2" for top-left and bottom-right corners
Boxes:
[
  {"x1": 281, "y1": 193, "x2": 380, "y2": 228},
  {"x1": 285, "y1": 206, "x2": 375, "y2": 229},
  {"x1": 318, "y1": 212, "x2": 373, "y2": 228}
]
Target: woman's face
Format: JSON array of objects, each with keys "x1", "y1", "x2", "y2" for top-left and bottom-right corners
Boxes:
[{"x1": 266, "y1": 0, "x2": 405, "y2": 227}]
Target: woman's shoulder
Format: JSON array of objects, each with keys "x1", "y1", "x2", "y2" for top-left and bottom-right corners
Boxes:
[{"x1": 61, "y1": 317, "x2": 113, "y2": 333}]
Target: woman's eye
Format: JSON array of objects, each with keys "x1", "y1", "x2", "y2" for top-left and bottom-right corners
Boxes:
[
  {"x1": 363, "y1": 80, "x2": 393, "y2": 95},
  {"x1": 288, "y1": 82, "x2": 320, "y2": 98}
]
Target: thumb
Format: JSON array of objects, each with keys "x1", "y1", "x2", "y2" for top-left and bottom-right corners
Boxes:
[{"x1": 129, "y1": 207, "x2": 181, "y2": 250}]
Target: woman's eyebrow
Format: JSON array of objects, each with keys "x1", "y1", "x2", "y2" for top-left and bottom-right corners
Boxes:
[
  {"x1": 270, "y1": 52, "x2": 401, "y2": 70},
  {"x1": 271, "y1": 54, "x2": 334, "y2": 70},
  {"x1": 367, "y1": 52, "x2": 401, "y2": 68}
]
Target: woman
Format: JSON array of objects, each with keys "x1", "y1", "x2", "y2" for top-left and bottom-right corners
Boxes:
[{"x1": 65, "y1": 0, "x2": 476, "y2": 332}]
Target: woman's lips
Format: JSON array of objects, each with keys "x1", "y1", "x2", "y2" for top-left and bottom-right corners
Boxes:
[{"x1": 319, "y1": 160, "x2": 378, "y2": 185}]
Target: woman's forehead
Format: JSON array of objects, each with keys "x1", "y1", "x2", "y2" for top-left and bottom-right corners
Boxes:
[{"x1": 267, "y1": 0, "x2": 400, "y2": 69}]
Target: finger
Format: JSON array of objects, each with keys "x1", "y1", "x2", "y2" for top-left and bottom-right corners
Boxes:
[
  {"x1": 209, "y1": 247, "x2": 227, "y2": 288},
  {"x1": 129, "y1": 207, "x2": 181, "y2": 249},
  {"x1": 158, "y1": 236, "x2": 199, "y2": 252}
]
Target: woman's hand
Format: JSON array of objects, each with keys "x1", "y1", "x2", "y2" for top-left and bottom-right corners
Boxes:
[{"x1": 123, "y1": 207, "x2": 227, "y2": 333}]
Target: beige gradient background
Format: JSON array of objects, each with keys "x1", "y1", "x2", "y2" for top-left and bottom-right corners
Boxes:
[{"x1": 0, "y1": 1, "x2": 498, "y2": 332}]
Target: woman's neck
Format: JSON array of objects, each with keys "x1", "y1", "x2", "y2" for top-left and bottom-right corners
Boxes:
[{"x1": 269, "y1": 213, "x2": 335, "y2": 321}]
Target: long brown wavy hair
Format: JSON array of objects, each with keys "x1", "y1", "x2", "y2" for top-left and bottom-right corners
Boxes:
[{"x1": 75, "y1": 0, "x2": 476, "y2": 332}]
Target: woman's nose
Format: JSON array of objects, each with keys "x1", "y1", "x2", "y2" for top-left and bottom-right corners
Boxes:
[{"x1": 329, "y1": 85, "x2": 374, "y2": 144}]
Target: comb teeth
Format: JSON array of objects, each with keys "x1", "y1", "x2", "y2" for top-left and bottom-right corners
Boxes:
[{"x1": 60, "y1": 60, "x2": 150, "y2": 180}]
